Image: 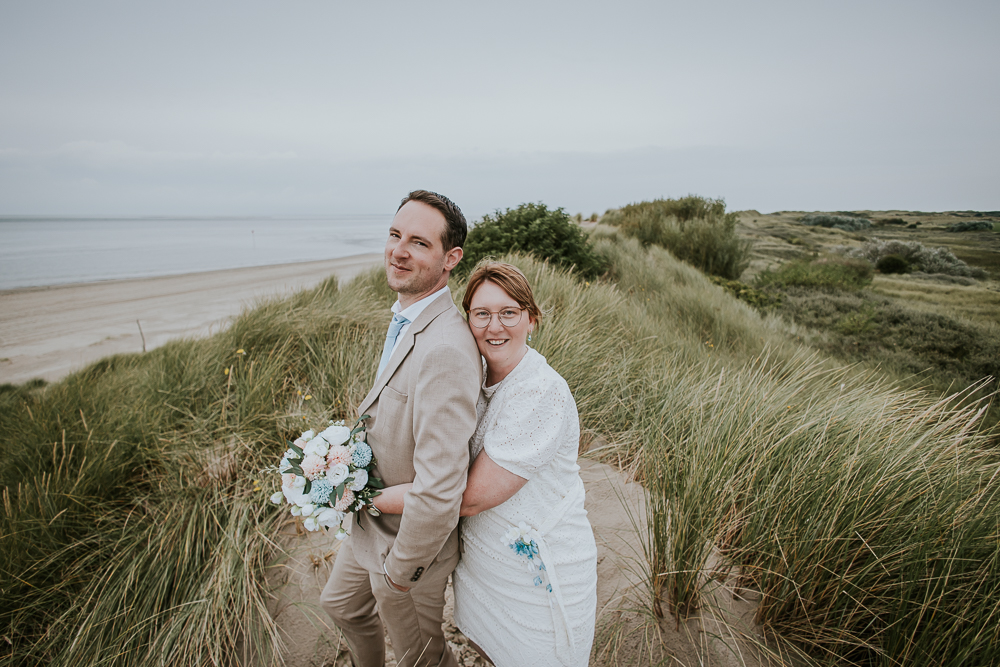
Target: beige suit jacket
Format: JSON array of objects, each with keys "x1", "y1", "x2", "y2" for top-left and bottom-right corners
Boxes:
[{"x1": 352, "y1": 290, "x2": 482, "y2": 585}]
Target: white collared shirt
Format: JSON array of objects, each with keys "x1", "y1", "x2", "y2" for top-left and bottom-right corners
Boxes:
[{"x1": 388, "y1": 285, "x2": 451, "y2": 357}]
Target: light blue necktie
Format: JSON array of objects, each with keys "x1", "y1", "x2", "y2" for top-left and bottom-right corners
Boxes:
[{"x1": 377, "y1": 313, "x2": 409, "y2": 378}]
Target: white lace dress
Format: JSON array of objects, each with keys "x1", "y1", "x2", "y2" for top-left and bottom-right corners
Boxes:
[{"x1": 453, "y1": 348, "x2": 597, "y2": 667}]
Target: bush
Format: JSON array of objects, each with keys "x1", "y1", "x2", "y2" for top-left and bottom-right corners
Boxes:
[
  {"x1": 602, "y1": 196, "x2": 752, "y2": 280},
  {"x1": 948, "y1": 220, "x2": 994, "y2": 232},
  {"x1": 801, "y1": 214, "x2": 872, "y2": 232},
  {"x1": 755, "y1": 256, "x2": 874, "y2": 291},
  {"x1": 847, "y1": 237, "x2": 988, "y2": 279},
  {"x1": 459, "y1": 203, "x2": 606, "y2": 280},
  {"x1": 709, "y1": 276, "x2": 781, "y2": 310},
  {"x1": 875, "y1": 254, "x2": 910, "y2": 274}
]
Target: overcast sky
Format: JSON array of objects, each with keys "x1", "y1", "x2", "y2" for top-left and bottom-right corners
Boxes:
[{"x1": 1, "y1": 0, "x2": 997, "y2": 218}]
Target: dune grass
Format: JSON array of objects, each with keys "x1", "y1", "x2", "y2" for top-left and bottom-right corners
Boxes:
[{"x1": 2, "y1": 228, "x2": 998, "y2": 666}]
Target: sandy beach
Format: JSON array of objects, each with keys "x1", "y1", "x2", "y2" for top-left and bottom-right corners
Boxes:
[{"x1": 0, "y1": 253, "x2": 382, "y2": 385}]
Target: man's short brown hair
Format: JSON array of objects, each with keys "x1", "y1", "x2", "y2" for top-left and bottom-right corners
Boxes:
[{"x1": 398, "y1": 190, "x2": 468, "y2": 251}]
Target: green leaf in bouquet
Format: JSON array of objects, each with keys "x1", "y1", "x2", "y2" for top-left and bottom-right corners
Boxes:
[
  {"x1": 367, "y1": 476, "x2": 385, "y2": 489},
  {"x1": 336, "y1": 482, "x2": 346, "y2": 501},
  {"x1": 288, "y1": 464, "x2": 304, "y2": 477},
  {"x1": 288, "y1": 440, "x2": 305, "y2": 459},
  {"x1": 350, "y1": 414, "x2": 371, "y2": 437},
  {"x1": 303, "y1": 479, "x2": 312, "y2": 495}
]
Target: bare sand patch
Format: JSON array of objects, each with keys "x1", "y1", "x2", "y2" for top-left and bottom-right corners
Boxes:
[{"x1": 0, "y1": 254, "x2": 381, "y2": 385}]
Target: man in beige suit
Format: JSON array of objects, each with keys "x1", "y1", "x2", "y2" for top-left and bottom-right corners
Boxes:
[{"x1": 321, "y1": 190, "x2": 482, "y2": 667}]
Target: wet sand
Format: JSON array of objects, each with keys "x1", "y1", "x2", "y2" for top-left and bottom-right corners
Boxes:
[{"x1": 0, "y1": 254, "x2": 382, "y2": 384}]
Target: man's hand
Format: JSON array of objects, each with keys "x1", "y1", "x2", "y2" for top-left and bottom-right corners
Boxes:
[{"x1": 383, "y1": 563, "x2": 410, "y2": 592}]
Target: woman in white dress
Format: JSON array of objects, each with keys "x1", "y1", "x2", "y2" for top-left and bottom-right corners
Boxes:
[{"x1": 373, "y1": 261, "x2": 597, "y2": 667}]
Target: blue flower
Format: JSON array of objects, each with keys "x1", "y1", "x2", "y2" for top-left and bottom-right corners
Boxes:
[
  {"x1": 352, "y1": 442, "x2": 373, "y2": 468},
  {"x1": 310, "y1": 479, "x2": 335, "y2": 505}
]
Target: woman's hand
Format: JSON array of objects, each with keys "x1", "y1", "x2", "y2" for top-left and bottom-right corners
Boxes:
[{"x1": 372, "y1": 484, "x2": 412, "y2": 515}]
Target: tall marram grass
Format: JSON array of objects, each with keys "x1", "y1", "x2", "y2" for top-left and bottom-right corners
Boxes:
[
  {"x1": 3, "y1": 229, "x2": 997, "y2": 665},
  {"x1": 1, "y1": 273, "x2": 393, "y2": 666}
]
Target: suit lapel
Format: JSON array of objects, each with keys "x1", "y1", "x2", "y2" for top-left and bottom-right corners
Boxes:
[{"x1": 358, "y1": 292, "x2": 456, "y2": 416}]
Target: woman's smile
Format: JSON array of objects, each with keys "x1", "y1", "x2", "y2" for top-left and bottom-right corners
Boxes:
[{"x1": 467, "y1": 279, "x2": 534, "y2": 385}]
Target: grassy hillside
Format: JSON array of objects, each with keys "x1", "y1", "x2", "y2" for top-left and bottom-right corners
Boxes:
[
  {"x1": 2, "y1": 223, "x2": 998, "y2": 666},
  {"x1": 731, "y1": 209, "x2": 1000, "y2": 431}
]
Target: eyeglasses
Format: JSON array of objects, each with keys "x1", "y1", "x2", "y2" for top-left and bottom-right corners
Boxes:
[{"x1": 468, "y1": 307, "x2": 523, "y2": 328}]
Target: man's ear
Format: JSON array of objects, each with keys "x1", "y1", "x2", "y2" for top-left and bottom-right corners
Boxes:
[{"x1": 443, "y1": 246, "x2": 463, "y2": 272}]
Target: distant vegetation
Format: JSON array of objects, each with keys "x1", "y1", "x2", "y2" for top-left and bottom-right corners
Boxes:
[
  {"x1": 948, "y1": 220, "x2": 995, "y2": 232},
  {"x1": 800, "y1": 213, "x2": 872, "y2": 231},
  {"x1": 755, "y1": 255, "x2": 874, "y2": 291},
  {"x1": 846, "y1": 237, "x2": 988, "y2": 278},
  {"x1": 460, "y1": 202, "x2": 606, "y2": 280},
  {"x1": 600, "y1": 195, "x2": 752, "y2": 280}
]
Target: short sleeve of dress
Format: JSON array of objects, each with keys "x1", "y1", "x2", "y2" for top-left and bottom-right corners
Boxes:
[{"x1": 482, "y1": 373, "x2": 569, "y2": 479}]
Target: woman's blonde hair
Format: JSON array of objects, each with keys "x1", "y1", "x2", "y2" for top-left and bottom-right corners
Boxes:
[{"x1": 462, "y1": 260, "x2": 542, "y2": 326}]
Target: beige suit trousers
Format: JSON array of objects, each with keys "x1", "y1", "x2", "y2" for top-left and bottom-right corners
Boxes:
[{"x1": 321, "y1": 538, "x2": 460, "y2": 667}]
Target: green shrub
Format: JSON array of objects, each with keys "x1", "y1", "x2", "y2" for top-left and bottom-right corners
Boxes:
[
  {"x1": 801, "y1": 213, "x2": 872, "y2": 231},
  {"x1": 709, "y1": 276, "x2": 782, "y2": 310},
  {"x1": 876, "y1": 254, "x2": 910, "y2": 274},
  {"x1": 602, "y1": 196, "x2": 752, "y2": 280},
  {"x1": 458, "y1": 202, "x2": 606, "y2": 280},
  {"x1": 756, "y1": 256, "x2": 874, "y2": 291},
  {"x1": 848, "y1": 237, "x2": 988, "y2": 279},
  {"x1": 948, "y1": 220, "x2": 994, "y2": 232}
]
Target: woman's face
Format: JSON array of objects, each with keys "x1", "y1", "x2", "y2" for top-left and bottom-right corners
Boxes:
[{"x1": 467, "y1": 280, "x2": 534, "y2": 376}]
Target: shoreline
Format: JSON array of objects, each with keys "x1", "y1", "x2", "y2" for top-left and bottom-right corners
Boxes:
[
  {"x1": 0, "y1": 253, "x2": 383, "y2": 385},
  {"x1": 0, "y1": 255, "x2": 383, "y2": 296}
]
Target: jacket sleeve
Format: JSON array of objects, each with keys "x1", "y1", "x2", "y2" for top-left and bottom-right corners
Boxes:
[{"x1": 383, "y1": 340, "x2": 480, "y2": 584}]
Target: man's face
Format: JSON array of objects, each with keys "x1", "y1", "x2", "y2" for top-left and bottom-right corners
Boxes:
[{"x1": 385, "y1": 200, "x2": 463, "y2": 307}]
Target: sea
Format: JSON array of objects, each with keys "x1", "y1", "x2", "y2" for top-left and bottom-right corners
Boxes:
[{"x1": 0, "y1": 215, "x2": 392, "y2": 291}]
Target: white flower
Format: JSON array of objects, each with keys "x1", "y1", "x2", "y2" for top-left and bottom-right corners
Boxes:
[
  {"x1": 279, "y1": 457, "x2": 292, "y2": 473},
  {"x1": 300, "y1": 503, "x2": 316, "y2": 516},
  {"x1": 282, "y1": 479, "x2": 310, "y2": 506},
  {"x1": 503, "y1": 521, "x2": 538, "y2": 547},
  {"x1": 316, "y1": 507, "x2": 345, "y2": 529},
  {"x1": 319, "y1": 424, "x2": 351, "y2": 447},
  {"x1": 327, "y1": 462, "x2": 350, "y2": 486},
  {"x1": 290, "y1": 505, "x2": 302, "y2": 516},
  {"x1": 349, "y1": 469, "x2": 368, "y2": 491},
  {"x1": 300, "y1": 430, "x2": 315, "y2": 440},
  {"x1": 303, "y1": 436, "x2": 329, "y2": 458},
  {"x1": 302, "y1": 516, "x2": 320, "y2": 531},
  {"x1": 292, "y1": 476, "x2": 306, "y2": 489},
  {"x1": 269, "y1": 491, "x2": 284, "y2": 505},
  {"x1": 334, "y1": 528, "x2": 348, "y2": 540}
]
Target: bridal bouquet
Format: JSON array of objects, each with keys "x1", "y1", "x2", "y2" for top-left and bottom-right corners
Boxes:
[{"x1": 268, "y1": 415, "x2": 382, "y2": 539}]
